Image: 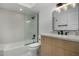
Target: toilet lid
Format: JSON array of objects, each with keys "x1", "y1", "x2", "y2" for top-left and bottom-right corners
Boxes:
[{"x1": 27, "y1": 43, "x2": 40, "y2": 48}]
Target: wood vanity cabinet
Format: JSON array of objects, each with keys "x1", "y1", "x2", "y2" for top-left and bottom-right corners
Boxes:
[{"x1": 40, "y1": 35, "x2": 79, "y2": 56}]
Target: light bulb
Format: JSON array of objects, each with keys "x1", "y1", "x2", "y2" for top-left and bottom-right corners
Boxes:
[
  {"x1": 58, "y1": 8, "x2": 61, "y2": 13},
  {"x1": 56, "y1": 8, "x2": 61, "y2": 13},
  {"x1": 64, "y1": 6, "x2": 67, "y2": 11},
  {"x1": 72, "y1": 3, "x2": 76, "y2": 8},
  {"x1": 20, "y1": 8, "x2": 23, "y2": 11}
]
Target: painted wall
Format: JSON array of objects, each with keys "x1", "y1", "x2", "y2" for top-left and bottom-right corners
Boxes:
[
  {"x1": 38, "y1": 3, "x2": 79, "y2": 35},
  {"x1": 39, "y1": 3, "x2": 56, "y2": 34}
]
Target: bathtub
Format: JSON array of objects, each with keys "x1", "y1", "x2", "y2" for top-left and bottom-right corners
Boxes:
[
  {"x1": 3, "y1": 41, "x2": 37, "y2": 56},
  {"x1": 4, "y1": 46, "x2": 29, "y2": 56}
]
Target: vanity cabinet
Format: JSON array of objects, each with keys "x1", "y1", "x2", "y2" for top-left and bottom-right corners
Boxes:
[
  {"x1": 40, "y1": 35, "x2": 79, "y2": 56},
  {"x1": 53, "y1": 4, "x2": 79, "y2": 30}
]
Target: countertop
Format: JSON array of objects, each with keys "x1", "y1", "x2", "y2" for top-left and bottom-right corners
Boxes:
[{"x1": 41, "y1": 33, "x2": 79, "y2": 42}]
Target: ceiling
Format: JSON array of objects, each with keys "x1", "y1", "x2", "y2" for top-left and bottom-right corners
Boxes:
[
  {"x1": 18, "y1": 3, "x2": 37, "y2": 8},
  {"x1": 0, "y1": 3, "x2": 56, "y2": 16},
  {"x1": 19, "y1": 3, "x2": 56, "y2": 12},
  {"x1": 0, "y1": 3, "x2": 36, "y2": 17}
]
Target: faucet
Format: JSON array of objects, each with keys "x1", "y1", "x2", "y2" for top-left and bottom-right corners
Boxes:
[
  {"x1": 65, "y1": 32, "x2": 69, "y2": 35},
  {"x1": 32, "y1": 34, "x2": 36, "y2": 39},
  {"x1": 32, "y1": 34, "x2": 36, "y2": 43}
]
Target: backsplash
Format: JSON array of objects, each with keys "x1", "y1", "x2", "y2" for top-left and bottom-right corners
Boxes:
[{"x1": 50, "y1": 30, "x2": 79, "y2": 35}]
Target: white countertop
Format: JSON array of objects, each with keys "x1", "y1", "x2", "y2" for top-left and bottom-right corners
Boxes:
[{"x1": 41, "y1": 33, "x2": 79, "y2": 42}]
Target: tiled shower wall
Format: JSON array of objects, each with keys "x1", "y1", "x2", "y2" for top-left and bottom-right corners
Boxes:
[{"x1": 0, "y1": 9, "x2": 24, "y2": 44}]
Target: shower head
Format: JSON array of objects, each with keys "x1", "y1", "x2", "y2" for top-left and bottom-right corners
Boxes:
[{"x1": 31, "y1": 16, "x2": 35, "y2": 19}]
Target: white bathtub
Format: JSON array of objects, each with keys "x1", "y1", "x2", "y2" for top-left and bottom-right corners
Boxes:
[
  {"x1": 3, "y1": 41, "x2": 35, "y2": 56},
  {"x1": 4, "y1": 45, "x2": 30, "y2": 56}
]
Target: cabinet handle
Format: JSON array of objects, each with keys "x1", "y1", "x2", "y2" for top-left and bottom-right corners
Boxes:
[{"x1": 58, "y1": 24, "x2": 68, "y2": 27}]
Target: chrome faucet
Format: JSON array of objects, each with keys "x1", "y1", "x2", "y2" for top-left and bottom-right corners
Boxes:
[{"x1": 32, "y1": 34, "x2": 36, "y2": 43}]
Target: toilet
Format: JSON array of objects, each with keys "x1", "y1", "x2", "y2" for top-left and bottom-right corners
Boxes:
[{"x1": 26, "y1": 42, "x2": 41, "y2": 56}]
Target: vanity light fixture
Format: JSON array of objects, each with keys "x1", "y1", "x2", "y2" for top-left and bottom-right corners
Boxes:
[
  {"x1": 55, "y1": 4, "x2": 68, "y2": 13},
  {"x1": 55, "y1": 3, "x2": 75, "y2": 13}
]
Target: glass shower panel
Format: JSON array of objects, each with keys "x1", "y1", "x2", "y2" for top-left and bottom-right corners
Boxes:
[{"x1": 24, "y1": 15, "x2": 38, "y2": 44}]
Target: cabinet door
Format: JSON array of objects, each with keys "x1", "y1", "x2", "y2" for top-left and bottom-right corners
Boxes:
[
  {"x1": 53, "y1": 11, "x2": 68, "y2": 30},
  {"x1": 40, "y1": 36, "x2": 64, "y2": 56},
  {"x1": 67, "y1": 6, "x2": 79, "y2": 30}
]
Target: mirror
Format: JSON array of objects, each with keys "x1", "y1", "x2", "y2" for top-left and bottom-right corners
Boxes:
[{"x1": 53, "y1": 3, "x2": 79, "y2": 31}]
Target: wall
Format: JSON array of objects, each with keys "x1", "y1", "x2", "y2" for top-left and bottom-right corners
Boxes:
[
  {"x1": 39, "y1": 3, "x2": 56, "y2": 34},
  {"x1": 39, "y1": 3, "x2": 79, "y2": 35}
]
